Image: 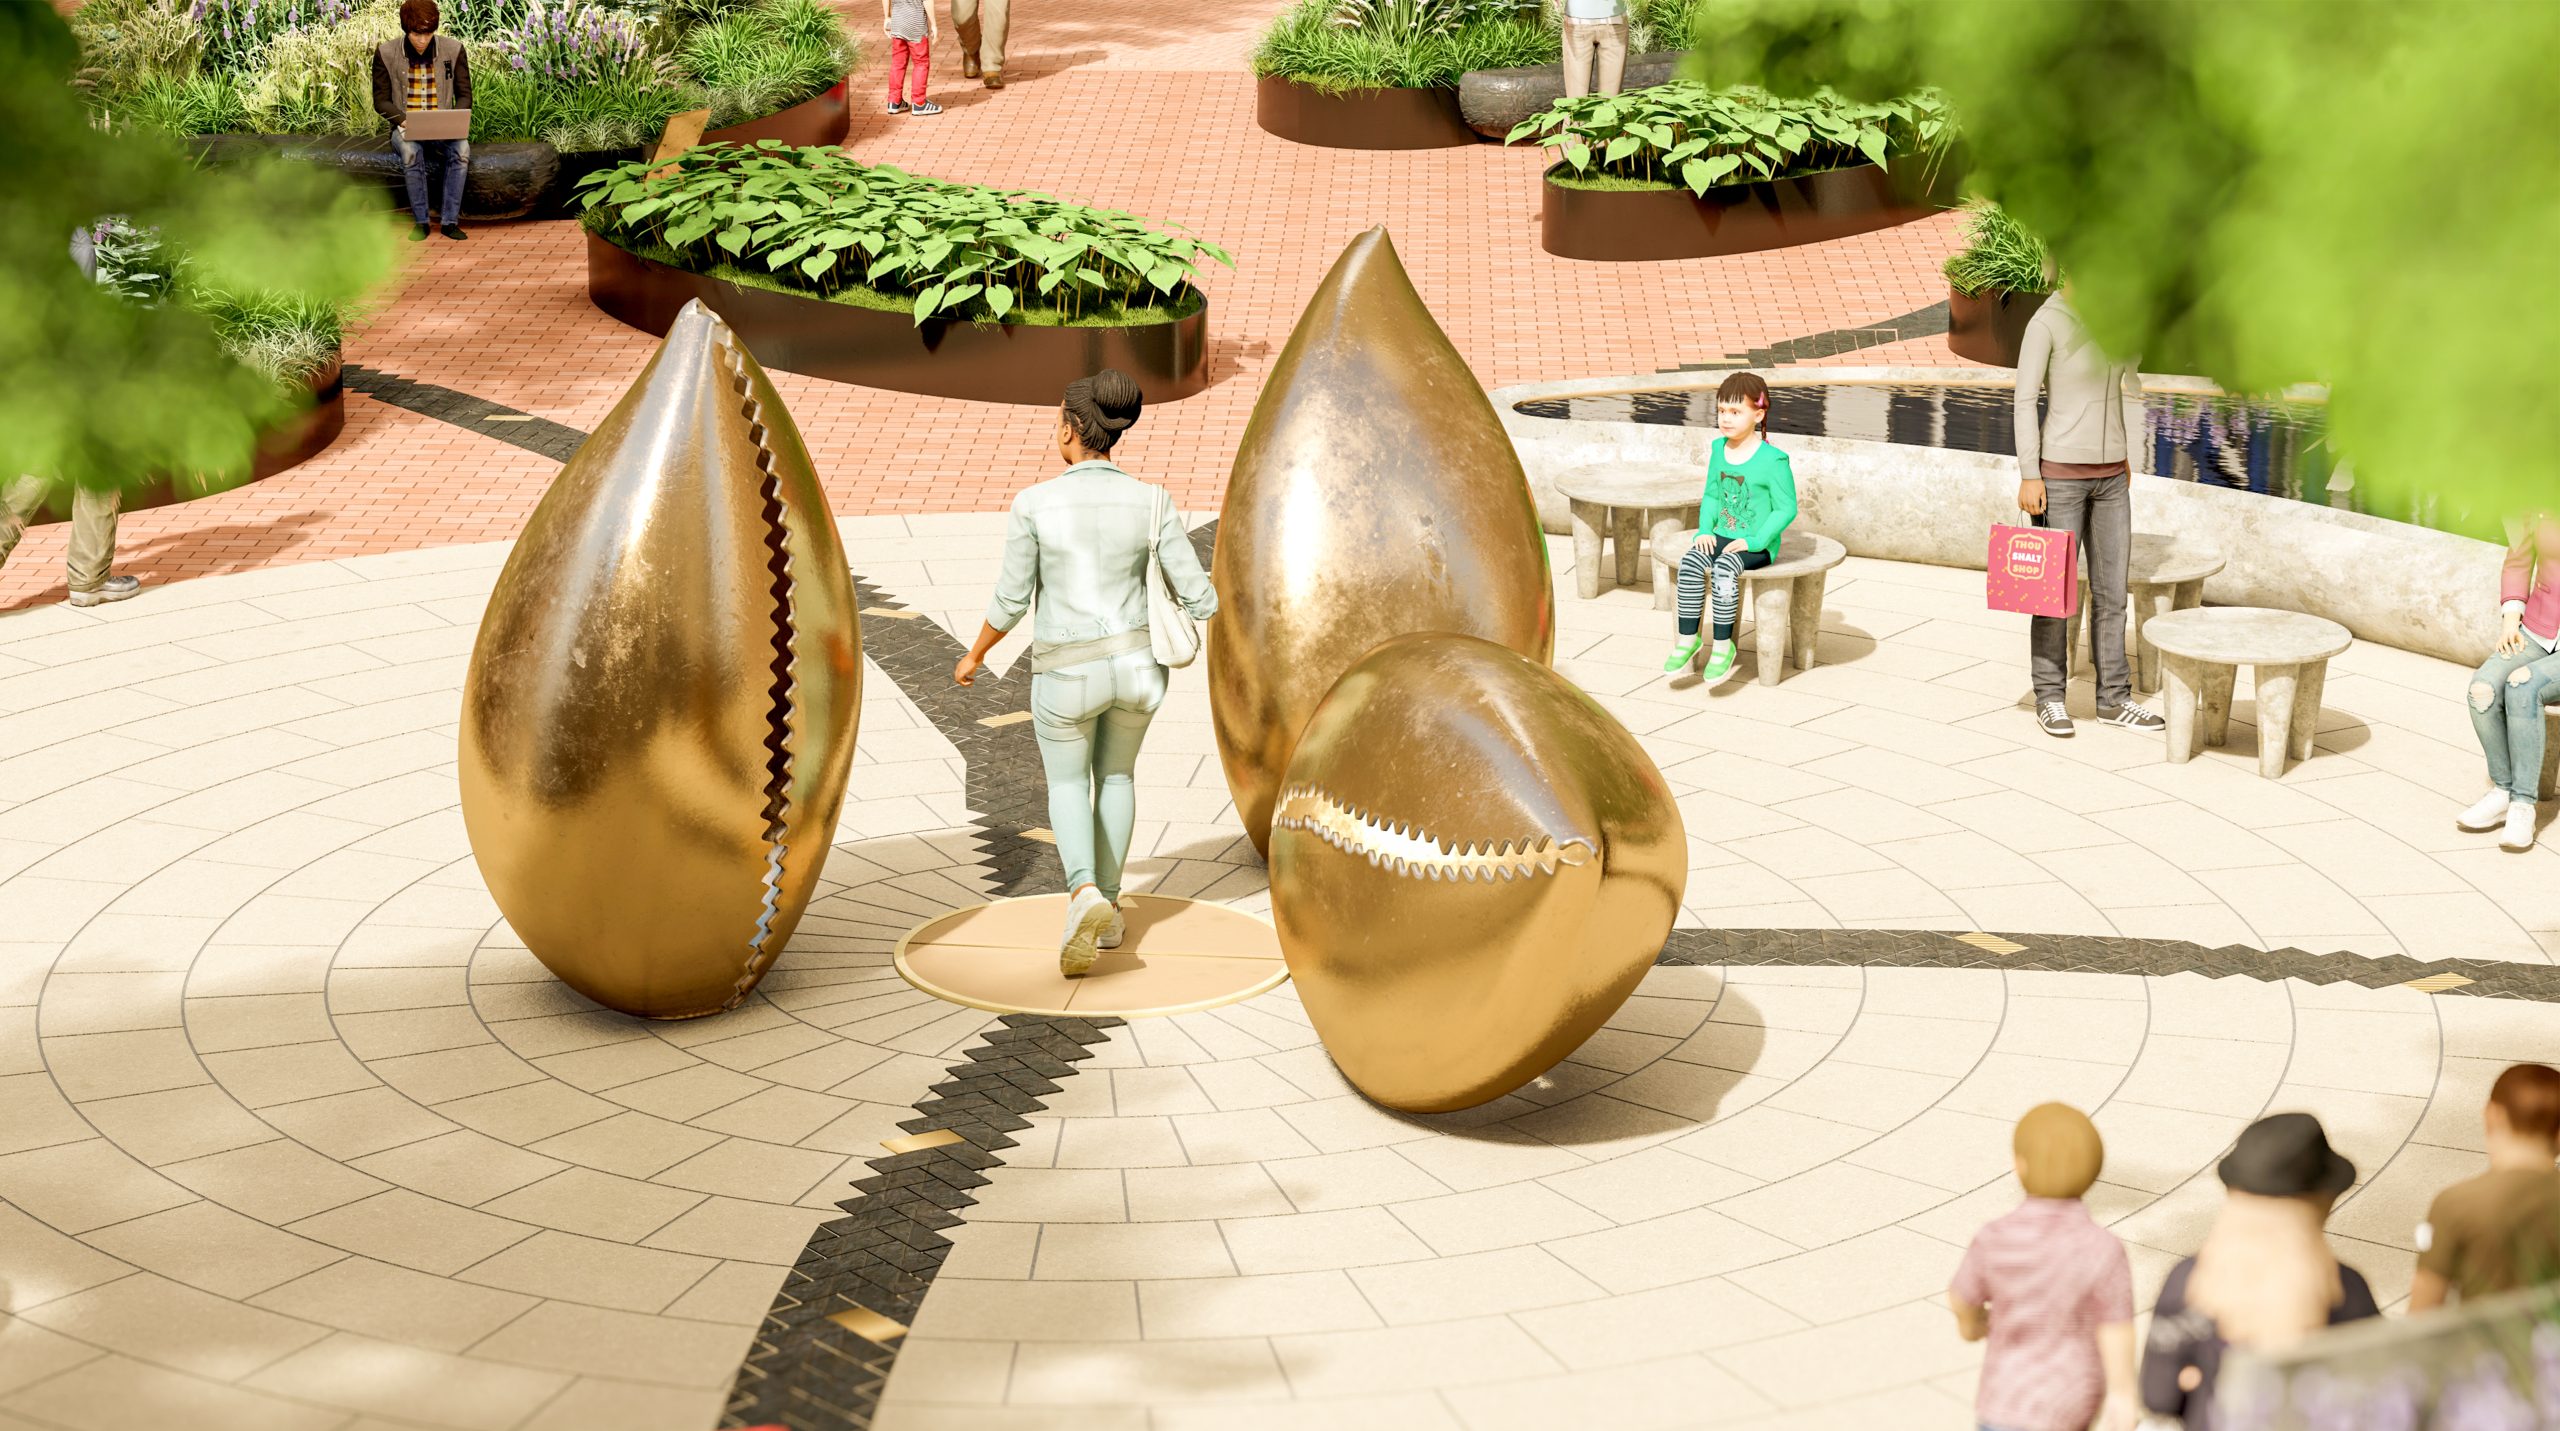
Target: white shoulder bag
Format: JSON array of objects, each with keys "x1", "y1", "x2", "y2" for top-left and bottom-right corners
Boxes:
[{"x1": 1146, "y1": 486, "x2": 1201, "y2": 669}]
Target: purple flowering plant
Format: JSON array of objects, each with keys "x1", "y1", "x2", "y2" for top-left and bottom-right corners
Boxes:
[
  {"x1": 193, "y1": 0, "x2": 355, "y2": 76},
  {"x1": 486, "y1": 2, "x2": 656, "y2": 89}
]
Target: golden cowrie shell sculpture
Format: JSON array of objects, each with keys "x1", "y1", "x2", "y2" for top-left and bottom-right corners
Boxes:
[
  {"x1": 458, "y1": 300, "x2": 862, "y2": 1020},
  {"x1": 1209, "y1": 225, "x2": 1555, "y2": 859},
  {"x1": 1269, "y1": 633, "x2": 1687, "y2": 1112}
]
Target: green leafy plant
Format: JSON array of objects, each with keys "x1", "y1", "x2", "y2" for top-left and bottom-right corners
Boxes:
[
  {"x1": 1510, "y1": 80, "x2": 1949, "y2": 194},
  {"x1": 110, "y1": 72, "x2": 254, "y2": 134},
  {"x1": 1255, "y1": 0, "x2": 1557, "y2": 91},
  {"x1": 243, "y1": 0, "x2": 401, "y2": 137},
  {"x1": 1628, "y1": 0, "x2": 1703, "y2": 54},
  {"x1": 680, "y1": 0, "x2": 854, "y2": 123},
  {"x1": 579, "y1": 142, "x2": 1233, "y2": 328},
  {"x1": 1942, "y1": 198, "x2": 2054, "y2": 298},
  {"x1": 4, "y1": 6, "x2": 394, "y2": 495}
]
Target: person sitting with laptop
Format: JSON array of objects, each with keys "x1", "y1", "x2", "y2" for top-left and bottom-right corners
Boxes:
[{"x1": 371, "y1": 0, "x2": 472, "y2": 242}]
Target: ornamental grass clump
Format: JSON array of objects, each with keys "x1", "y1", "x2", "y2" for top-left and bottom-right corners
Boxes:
[
  {"x1": 1942, "y1": 199, "x2": 2055, "y2": 298},
  {"x1": 1254, "y1": 0, "x2": 1556, "y2": 92},
  {"x1": 1511, "y1": 80, "x2": 1949, "y2": 194},
  {"x1": 580, "y1": 143, "x2": 1234, "y2": 328}
]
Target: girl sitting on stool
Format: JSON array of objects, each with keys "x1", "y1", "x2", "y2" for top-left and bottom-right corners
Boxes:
[{"x1": 1665, "y1": 371, "x2": 1797, "y2": 681}]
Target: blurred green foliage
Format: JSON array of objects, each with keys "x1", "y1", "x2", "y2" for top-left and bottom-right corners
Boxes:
[
  {"x1": 1685, "y1": 0, "x2": 2560, "y2": 531},
  {"x1": 5, "y1": 6, "x2": 395, "y2": 494}
]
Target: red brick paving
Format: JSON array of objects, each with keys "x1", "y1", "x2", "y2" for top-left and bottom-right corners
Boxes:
[{"x1": 3, "y1": 0, "x2": 1971, "y2": 610}]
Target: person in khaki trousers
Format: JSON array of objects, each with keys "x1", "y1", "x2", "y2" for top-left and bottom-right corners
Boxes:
[
  {"x1": 1560, "y1": 0, "x2": 1628, "y2": 98},
  {"x1": 953, "y1": 0, "x2": 1008, "y2": 88},
  {"x1": 0, "y1": 479, "x2": 136, "y2": 608}
]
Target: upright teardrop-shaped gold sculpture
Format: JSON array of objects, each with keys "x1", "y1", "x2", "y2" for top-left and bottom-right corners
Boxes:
[
  {"x1": 1210, "y1": 227, "x2": 1555, "y2": 858},
  {"x1": 459, "y1": 300, "x2": 862, "y2": 1020},
  {"x1": 1269, "y1": 633, "x2": 1687, "y2": 1113}
]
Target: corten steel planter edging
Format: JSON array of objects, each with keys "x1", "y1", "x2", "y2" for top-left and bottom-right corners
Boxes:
[
  {"x1": 699, "y1": 78, "x2": 852, "y2": 147},
  {"x1": 585, "y1": 232, "x2": 1211, "y2": 406},
  {"x1": 1539, "y1": 156, "x2": 1958, "y2": 261},
  {"x1": 1254, "y1": 73, "x2": 1478, "y2": 150},
  {"x1": 1945, "y1": 284, "x2": 2052, "y2": 368},
  {"x1": 29, "y1": 357, "x2": 346, "y2": 526}
]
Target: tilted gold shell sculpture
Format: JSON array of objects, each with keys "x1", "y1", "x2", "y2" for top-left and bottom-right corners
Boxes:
[
  {"x1": 1210, "y1": 226, "x2": 1555, "y2": 858},
  {"x1": 459, "y1": 300, "x2": 862, "y2": 1020},
  {"x1": 1269, "y1": 633, "x2": 1686, "y2": 1112}
]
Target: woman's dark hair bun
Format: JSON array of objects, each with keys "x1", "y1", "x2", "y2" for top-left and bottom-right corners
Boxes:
[{"x1": 1063, "y1": 369, "x2": 1143, "y2": 451}]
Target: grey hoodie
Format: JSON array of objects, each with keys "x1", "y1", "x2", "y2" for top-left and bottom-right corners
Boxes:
[{"x1": 2015, "y1": 296, "x2": 2145, "y2": 476}]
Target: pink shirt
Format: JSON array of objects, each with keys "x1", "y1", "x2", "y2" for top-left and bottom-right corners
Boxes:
[
  {"x1": 2503, "y1": 514, "x2": 2560, "y2": 651},
  {"x1": 1952, "y1": 1197, "x2": 2133, "y2": 1431}
]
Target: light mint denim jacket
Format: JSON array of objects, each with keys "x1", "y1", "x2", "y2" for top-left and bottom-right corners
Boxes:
[{"x1": 984, "y1": 461, "x2": 1219, "y2": 647}]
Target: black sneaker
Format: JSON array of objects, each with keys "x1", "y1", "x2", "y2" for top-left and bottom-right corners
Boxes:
[
  {"x1": 2097, "y1": 702, "x2": 2166, "y2": 732},
  {"x1": 886, "y1": 100, "x2": 908, "y2": 114},
  {"x1": 2037, "y1": 701, "x2": 2076, "y2": 738},
  {"x1": 410, "y1": 222, "x2": 430, "y2": 241},
  {"x1": 441, "y1": 224, "x2": 467, "y2": 240}
]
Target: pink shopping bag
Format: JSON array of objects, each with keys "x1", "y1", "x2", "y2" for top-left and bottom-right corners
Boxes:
[{"x1": 1986, "y1": 523, "x2": 2079, "y2": 617}]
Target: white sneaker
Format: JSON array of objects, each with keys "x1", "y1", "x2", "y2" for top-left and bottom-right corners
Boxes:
[
  {"x1": 1059, "y1": 886, "x2": 1114, "y2": 976},
  {"x1": 2503, "y1": 801, "x2": 2538, "y2": 853},
  {"x1": 2459, "y1": 788, "x2": 2514, "y2": 832},
  {"x1": 1098, "y1": 907, "x2": 1125, "y2": 950}
]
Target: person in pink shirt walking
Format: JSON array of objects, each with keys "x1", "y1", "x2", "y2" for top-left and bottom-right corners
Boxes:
[
  {"x1": 2457, "y1": 510, "x2": 2560, "y2": 851},
  {"x1": 1950, "y1": 1102, "x2": 2138, "y2": 1431}
]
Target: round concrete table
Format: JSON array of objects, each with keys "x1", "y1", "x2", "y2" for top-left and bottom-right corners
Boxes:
[
  {"x1": 1554, "y1": 462, "x2": 1702, "y2": 600},
  {"x1": 1646, "y1": 528, "x2": 1848, "y2": 686},
  {"x1": 2066, "y1": 533, "x2": 2228, "y2": 695},
  {"x1": 2143, "y1": 607, "x2": 2351, "y2": 778}
]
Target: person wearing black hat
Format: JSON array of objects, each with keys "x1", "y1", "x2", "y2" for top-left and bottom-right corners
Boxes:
[{"x1": 2140, "y1": 1113, "x2": 2380, "y2": 1427}]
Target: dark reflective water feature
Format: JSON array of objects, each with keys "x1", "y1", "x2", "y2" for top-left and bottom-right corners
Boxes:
[{"x1": 1514, "y1": 382, "x2": 2482, "y2": 540}]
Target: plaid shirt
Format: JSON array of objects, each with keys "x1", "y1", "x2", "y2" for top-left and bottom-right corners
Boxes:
[
  {"x1": 407, "y1": 54, "x2": 438, "y2": 111},
  {"x1": 1953, "y1": 1197, "x2": 2133, "y2": 1431}
]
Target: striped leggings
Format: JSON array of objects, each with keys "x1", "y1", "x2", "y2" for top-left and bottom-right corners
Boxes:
[{"x1": 1676, "y1": 536, "x2": 1772, "y2": 639}]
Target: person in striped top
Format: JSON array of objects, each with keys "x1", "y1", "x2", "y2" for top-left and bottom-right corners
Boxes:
[{"x1": 1949, "y1": 1103, "x2": 2138, "y2": 1431}]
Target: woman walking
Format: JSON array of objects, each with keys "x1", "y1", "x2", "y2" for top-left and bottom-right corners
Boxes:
[
  {"x1": 954, "y1": 371, "x2": 1218, "y2": 974},
  {"x1": 2457, "y1": 510, "x2": 2560, "y2": 851}
]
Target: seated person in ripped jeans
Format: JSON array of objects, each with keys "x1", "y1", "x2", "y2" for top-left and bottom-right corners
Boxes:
[
  {"x1": 372, "y1": 0, "x2": 471, "y2": 242},
  {"x1": 2456, "y1": 510, "x2": 2560, "y2": 852},
  {"x1": 1664, "y1": 371, "x2": 1797, "y2": 683}
]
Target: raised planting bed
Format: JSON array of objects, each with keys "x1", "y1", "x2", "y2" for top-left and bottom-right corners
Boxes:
[
  {"x1": 1541, "y1": 157, "x2": 1957, "y2": 261},
  {"x1": 185, "y1": 78, "x2": 850, "y2": 224},
  {"x1": 588, "y1": 234, "x2": 1210, "y2": 405},
  {"x1": 1458, "y1": 52, "x2": 1685, "y2": 141},
  {"x1": 28, "y1": 357, "x2": 346, "y2": 525},
  {"x1": 1945, "y1": 285, "x2": 2051, "y2": 367},
  {"x1": 1254, "y1": 74, "x2": 1477, "y2": 150}
]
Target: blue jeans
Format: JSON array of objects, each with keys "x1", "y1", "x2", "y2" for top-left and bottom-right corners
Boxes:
[
  {"x1": 1030, "y1": 649, "x2": 1166, "y2": 902},
  {"x1": 393, "y1": 132, "x2": 469, "y2": 226},
  {"x1": 2471, "y1": 646, "x2": 2560, "y2": 800}
]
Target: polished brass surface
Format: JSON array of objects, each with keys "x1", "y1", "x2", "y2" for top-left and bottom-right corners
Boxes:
[
  {"x1": 459, "y1": 299, "x2": 862, "y2": 1020},
  {"x1": 1209, "y1": 226, "x2": 1555, "y2": 858},
  {"x1": 1267, "y1": 633, "x2": 1686, "y2": 1113}
]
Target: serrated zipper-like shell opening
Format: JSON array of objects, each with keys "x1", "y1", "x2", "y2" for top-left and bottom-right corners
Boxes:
[
  {"x1": 725, "y1": 344, "x2": 798, "y2": 1010},
  {"x1": 1270, "y1": 783, "x2": 1594, "y2": 882}
]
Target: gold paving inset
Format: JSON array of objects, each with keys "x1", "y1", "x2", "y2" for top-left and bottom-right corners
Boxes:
[{"x1": 893, "y1": 894, "x2": 1288, "y2": 1018}]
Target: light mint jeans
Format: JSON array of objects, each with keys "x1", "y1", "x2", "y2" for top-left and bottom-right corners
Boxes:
[
  {"x1": 2470, "y1": 646, "x2": 2560, "y2": 800},
  {"x1": 1031, "y1": 648, "x2": 1167, "y2": 902}
]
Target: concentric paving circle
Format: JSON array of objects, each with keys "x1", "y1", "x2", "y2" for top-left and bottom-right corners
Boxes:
[{"x1": 893, "y1": 894, "x2": 1289, "y2": 1017}]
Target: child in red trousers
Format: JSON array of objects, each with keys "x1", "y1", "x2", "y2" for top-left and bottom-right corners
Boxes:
[{"x1": 882, "y1": 0, "x2": 940, "y2": 115}]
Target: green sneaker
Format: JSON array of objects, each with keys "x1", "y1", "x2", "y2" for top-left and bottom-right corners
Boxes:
[
  {"x1": 1699, "y1": 643, "x2": 1738, "y2": 680},
  {"x1": 1662, "y1": 635, "x2": 1704, "y2": 674}
]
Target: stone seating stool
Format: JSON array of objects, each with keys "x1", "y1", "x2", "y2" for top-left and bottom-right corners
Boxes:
[
  {"x1": 2142, "y1": 607, "x2": 2353, "y2": 779},
  {"x1": 2064, "y1": 533, "x2": 2227, "y2": 695},
  {"x1": 1646, "y1": 528, "x2": 1848, "y2": 686},
  {"x1": 1554, "y1": 462, "x2": 1704, "y2": 601}
]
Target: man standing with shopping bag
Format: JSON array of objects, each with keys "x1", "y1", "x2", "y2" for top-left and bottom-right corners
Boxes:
[{"x1": 2012, "y1": 283, "x2": 2165, "y2": 738}]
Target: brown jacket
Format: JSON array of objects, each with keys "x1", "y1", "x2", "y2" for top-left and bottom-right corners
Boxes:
[{"x1": 371, "y1": 35, "x2": 471, "y2": 132}]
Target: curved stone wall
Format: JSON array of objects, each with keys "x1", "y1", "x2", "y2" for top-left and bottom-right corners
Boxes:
[{"x1": 1495, "y1": 369, "x2": 2507, "y2": 667}]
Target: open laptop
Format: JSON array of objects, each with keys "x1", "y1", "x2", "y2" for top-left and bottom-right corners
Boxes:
[{"x1": 402, "y1": 108, "x2": 470, "y2": 141}]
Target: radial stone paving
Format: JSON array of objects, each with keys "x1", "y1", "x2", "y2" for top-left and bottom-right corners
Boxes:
[{"x1": 0, "y1": 519, "x2": 2555, "y2": 1431}]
